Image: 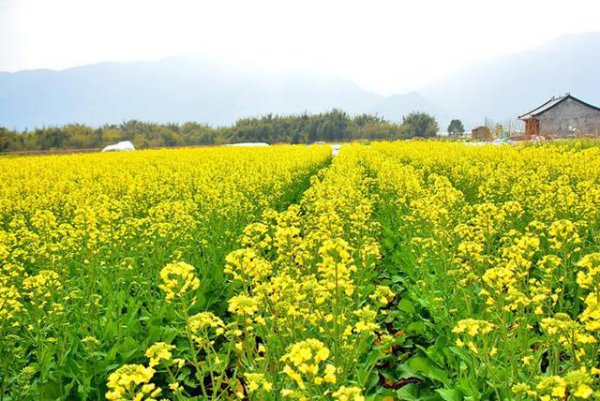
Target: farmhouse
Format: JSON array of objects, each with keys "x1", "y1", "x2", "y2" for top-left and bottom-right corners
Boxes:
[{"x1": 519, "y1": 94, "x2": 600, "y2": 138}]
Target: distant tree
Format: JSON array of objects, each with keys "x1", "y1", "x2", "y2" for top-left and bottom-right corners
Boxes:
[
  {"x1": 315, "y1": 109, "x2": 351, "y2": 141},
  {"x1": 291, "y1": 132, "x2": 302, "y2": 144},
  {"x1": 353, "y1": 113, "x2": 385, "y2": 127},
  {"x1": 0, "y1": 128, "x2": 19, "y2": 152},
  {"x1": 37, "y1": 127, "x2": 69, "y2": 150},
  {"x1": 102, "y1": 129, "x2": 123, "y2": 145},
  {"x1": 447, "y1": 119, "x2": 465, "y2": 136},
  {"x1": 402, "y1": 112, "x2": 439, "y2": 138},
  {"x1": 63, "y1": 124, "x2": 97, "y2": 148}
]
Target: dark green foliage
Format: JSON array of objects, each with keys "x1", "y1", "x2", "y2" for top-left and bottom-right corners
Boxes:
[
  {"x1": 0, "y1": 110, "x2": 440, "y2": 153},
  {"x1": 447, "y1": 120, "x2": 465, "y2": 136},
  {"x1": 402, "y1": 112, "x2": 439, "y2": 138}
]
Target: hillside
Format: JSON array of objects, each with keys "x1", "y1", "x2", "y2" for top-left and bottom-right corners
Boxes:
[
  {"x1": 0, "y1": 57, "x2": 444, "y2": 130},
  {"x1": 422, "y1": 32, "x2": 600, "y2": 125},
  {"x1": 1, "y1": 32, "x2": 599, "y2": 131}
]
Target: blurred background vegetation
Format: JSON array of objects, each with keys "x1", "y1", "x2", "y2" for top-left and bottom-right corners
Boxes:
[{"x1": 0, "y1": 110, "x2": 439, "y2": 152}]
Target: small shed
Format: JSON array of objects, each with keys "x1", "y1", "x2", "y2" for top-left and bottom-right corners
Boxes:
[{"x1": 518, "y1": 94, "x2": 600, "y2": 138}]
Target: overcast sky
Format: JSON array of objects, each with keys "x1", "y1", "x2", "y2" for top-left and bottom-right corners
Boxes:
[{"x1": 1, "y1": 0, "x2": 599, "y2": 94}]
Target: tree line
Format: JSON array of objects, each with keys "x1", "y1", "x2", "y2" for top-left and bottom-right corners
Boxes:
[{"x1": 0, "y1": 109, "x2": 440, "y2": 153}]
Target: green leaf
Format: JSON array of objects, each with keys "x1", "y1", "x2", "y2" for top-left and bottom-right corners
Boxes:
[
  {"x1": 39, "y1": 380, "x2": 61, "y2": 400},
  {"x1": 407, "y1": 321, "x2": 427, "y2": 335},
  {"x1": 397, "y1": 298, "x2": 415, "y2": 314},
  {"x1": 407, "y1": 356, "x2": 450, "y2": 386},
  {"x1": 395, "y1": 383, "x2": 420, "y2": 401},
  {"x1": 456, "y1": 377, "x2": 481, "y2": 400},
  {"x1": 436, "y1": 388, "x2": 464, "y2": 401},
  {"x1": 448, "y1": 346, "x2": 475, "y2": 371}
]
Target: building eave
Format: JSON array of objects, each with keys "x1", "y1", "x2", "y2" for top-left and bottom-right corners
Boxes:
[{"x1": 518, "y1": 94, "x2": 600, "y2": 120}]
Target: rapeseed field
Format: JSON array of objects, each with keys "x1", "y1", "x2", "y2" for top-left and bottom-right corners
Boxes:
[{"x1": 1, "y1": 141, "x2": 598, "y2": 400}]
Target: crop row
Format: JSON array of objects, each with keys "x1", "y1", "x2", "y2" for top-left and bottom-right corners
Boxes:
[
  {"x1": 371, "y1": 142, "x2": 600, "y2": 400},
  {"x1": 0, "y1": 146, "x2": 330, "y2": 399}
]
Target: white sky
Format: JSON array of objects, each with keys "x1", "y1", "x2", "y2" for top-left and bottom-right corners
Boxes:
[{"x1": 1, "y1": 0, "x2": 599, "y2": 95}]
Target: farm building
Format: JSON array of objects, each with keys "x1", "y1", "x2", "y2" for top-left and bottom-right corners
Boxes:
[{"x1": 518, "y1": 94, "x2": 600, "y2": 138}]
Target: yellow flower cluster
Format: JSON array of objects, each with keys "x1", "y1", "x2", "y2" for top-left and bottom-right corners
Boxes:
[
  {"x1": 452, "y1": 319, "x2": 495, "y2": 336},
  {"x1": 187, "y1": 311, "x2": 225, "y2": 345},
  {"x1": 145, "y1": 342, "x2": 175, "y2": 367},
  {"x1": 576, "y1": 253, "x2": 600, "y2": 291},
  {"x1": 158, "y1": 261, "x2": 200, "y2": 302},
  {"x1": 317, "y1": 238, "x2": 357, "y2": 297},
  {"x1": 228, "y1": 294, "x2": 260, "y2": 316},
  {"x1": 106, "y1": 364, "x2": 159, "y2": 401},
  {"x1": 224, "y1": 248, "x2": 272, "y2": 284},
  {"x1": 452, "y1": 319, "x2": 495, "y2": 353},
  {"x1": 281, "y1": 339, "x2": 335, "y2": 389},
  {"x1": 243, "y1": 372, "x2": 273, "y2": 393},
  {"x1": 0, "y1": 282, "x2": 22, "y2": 322},
  {"x1": 369, "y1": 285, "x2": 394, "y2": 306},
  {"x1": 513, "y1": 367, "x2": 597, "y2": 400},
  {"x1": 548, "y1": 219, "x2": 582, "y2": 251},
  {"x1": 332, "y1": 385, "x2": 365, "y2": 401}
]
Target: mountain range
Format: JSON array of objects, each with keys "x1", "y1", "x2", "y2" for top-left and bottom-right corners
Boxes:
[
  {"x1": 422, "y1": 32, "x2": 600, "y2": 128},
  {"x1": 1, "y1": 32, "x2": 599, "y2": 131}
]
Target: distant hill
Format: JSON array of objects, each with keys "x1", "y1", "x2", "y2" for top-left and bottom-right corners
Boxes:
[
  {"x1": 0, "y1": 57, "x2": 446, "y2": 130},
  {"x1": 422, "y1": 32, "x2": 600, "y2": 127},
  {"x1": 370, "y1": 92, "x2": 451, "y2": 127},
  {"x1": 1, "y1": 32, "x2": 599, "y2": 131}
]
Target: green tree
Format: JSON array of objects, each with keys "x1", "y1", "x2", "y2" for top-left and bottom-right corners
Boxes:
[
  {"x1": 102, "y1": 129, "x2": 123, "y2": 145},
  {"x1": 402, "y1": 112, "x2": 439, "y2": 138},
  {"x1": 0, "y1": 128, "x2": 21, "y2": 152},
  {"x1": 447, "y1": 119, "x2": 465, "y2": 136},
  {"x1": 37, "y1": 127, "x2": 69, "y2": 150},
  {"x1": 0, "y1": 109, "x2": 420, "y2": 153}
]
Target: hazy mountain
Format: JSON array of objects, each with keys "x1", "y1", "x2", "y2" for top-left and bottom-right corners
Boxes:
[
  {"x1": 422, "y1": 32, "x2": 600, "y2": 127},
  {"x1": 370, "y1": 92, "x2": 451, "y2": 127},
  {"x1": 0, "y1": 57, "x2": 438, "y2": 130},
  {"x1": 1, "y1": 32, "x2": 598, "y2": 131}
]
